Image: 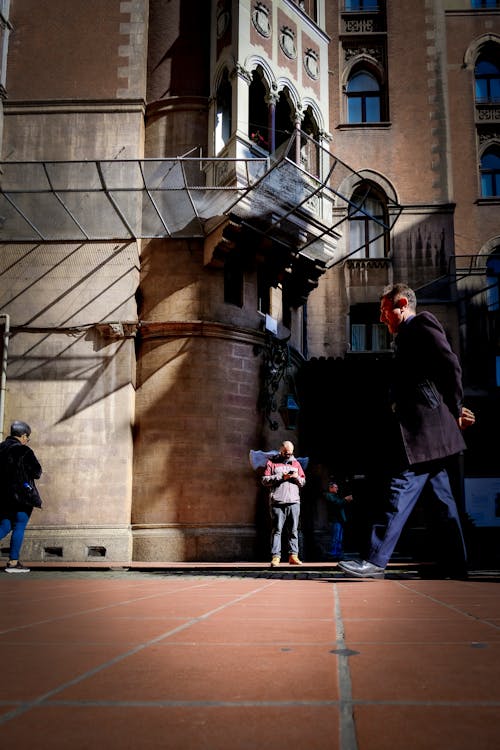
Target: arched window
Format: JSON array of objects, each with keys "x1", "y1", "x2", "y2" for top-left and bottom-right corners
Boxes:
[
  {"x1": 275, "y1": 89, "x2": 295, "y2": 151},
  {"x1": 480, "y1": 147, "x2": 500, "y2": 197},
  {"x1": 348, "y1": 183, "x2": 388, "y2": 258},
  {"x1": 346, "y1": 71, "x2": 381, "y2": 123},
  {"x1": 215, "y1": 70, "x2": 232, "y2": 154},
  {"x1": 475, "y1": 57, "x2": 500, "y2": 103},
  {"x1": 248, "y1": 70, "x2": 270, "y2": 152},
  {"x1": 300, "y1": 106, "x2": 320, "y2": 178}
]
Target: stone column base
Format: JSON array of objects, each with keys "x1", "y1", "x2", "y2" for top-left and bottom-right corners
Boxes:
[
  {"x1": 5, "y1": 526, "x2": 133, "y2": 563},
  {"x1": 132, "y1": 525, "x2": 258, "y2": 562}
]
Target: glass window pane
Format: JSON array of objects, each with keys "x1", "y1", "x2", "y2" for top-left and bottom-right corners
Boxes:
[
  {"x1": 351, "y1": 324, "x2": 366, "y2": 351},
  {"x1": 372, "y1": 324, "x2": 388, "y2": 351},
  {"x1": 491, "y1": 79, "x2": 500, "y2": 100},
  {"x1": 482, "y1": 151, "x2": 500, "y2": 168},
  {"x1": 349, "y1": 220, "x2": 365, "y2": 258},
  {"x1": 348, "y1": 97, "x2": 362, "y2": 123},
  {"x1": 486, "y1": 281, "x2": 499, "y2": 311},
  {"x1": 481, "y1": 173, "x2": 493, "y2": 197},
  {"x1": 475, "y1": 79, "x2": 488, "y2": 100},
  {"x1": 365, "y1": 96, "x2": 381, "y2": 122},
  {"x1": 368, "y1": 221, "x2": 385, "y2": 257},
  {"x1": 475, "y1": 60, "x2": 500, "y2": 75},
  {"x1": 347, "y1": 72, "x2": 379, "y2": 93},
  {"x1": 345, "y1": 1, "x2": 380, "y2": 11}
]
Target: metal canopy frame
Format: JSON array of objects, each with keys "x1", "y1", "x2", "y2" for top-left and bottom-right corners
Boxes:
[{"x1": 0, "y1": 135, "x2": 402, "y2": 269}]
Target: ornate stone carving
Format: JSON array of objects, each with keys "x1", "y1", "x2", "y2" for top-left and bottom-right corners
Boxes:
[
  {"x1": 216, "y1": 1, "x2": 230, "y2": 39},
  {"x1": 345, "y1": 258, "x2": 391, "y2": 270},
  {"x1": 231, "y1": 62, "x2": 252, "y2": 85},
  {"x1": 344, "y1": 45, "x2": 383, "y2": 65},
  {"x1": 478, "y1": 129, "x2": 500, "y2": 145},
  {"x1": 476, "y1": 106, "x2": 500, "y2": 122},
  {"x1": 280, "y1": 26, "x2": 297, "y2": 59},
  {"x1": 304, "y1": 48, "x2": 319, "y2": 80},
  {"x1": 252, "y1": 2, "x2": 271, "y2": 38},
  {"x1": 344, "y1": 18, "x2": 375, "y2": 34}
]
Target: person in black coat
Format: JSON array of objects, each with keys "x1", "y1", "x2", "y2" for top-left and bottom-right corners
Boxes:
[
  {"x1": 339, "y1": 283, "x2": 475, "y2": 579},
  {"x1": 0, "y1": 420, "x2": 42, "y2": 573}
]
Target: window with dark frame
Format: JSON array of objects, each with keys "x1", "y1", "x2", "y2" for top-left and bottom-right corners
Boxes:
[
  {"x1": 346, "y1": 70, "x2": 381, "y2": 123},
  {"x1": 471, "y1": 0, "x2": 499, "y2": 9},
  {"x1": 475, "y1": 57, "x2": 500, "y2": 104},
  {"x1": 344, "y1": 0, "x2": 380, "y2": 10},
  {"x1": 348, "y1": 183, "x2": 388, "y2": 258},
  {"x1": 350, "y1": 303, "x2": 390, "y2": 352},
  {"x1": 480, "y1": 148, "x2": 500, "y2": 197}
]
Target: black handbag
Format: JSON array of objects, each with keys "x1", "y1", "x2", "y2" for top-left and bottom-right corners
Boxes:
[{"x1": 13, "y1": 477, "x2": 42, "y2": 508}]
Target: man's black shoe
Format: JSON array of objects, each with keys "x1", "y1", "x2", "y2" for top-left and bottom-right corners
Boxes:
[{"x1": 338, "y1": 560, "x2": 385, "y2": 579}]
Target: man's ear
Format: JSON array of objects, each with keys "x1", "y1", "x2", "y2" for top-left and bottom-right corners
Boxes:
[{"x1": 397, "y1": 296, "x2": 408, "y2": 310}]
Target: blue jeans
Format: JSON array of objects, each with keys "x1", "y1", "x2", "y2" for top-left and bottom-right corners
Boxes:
[
  {"x1": 270, "y1": 503, "x2": 300, "y2": 556},
  {"x1": 368, "y1": 463, "x2": 466, "y2": 569},
  {"x1": 0, "y1": 509, "x2": 32, "y2": 560},
  {"x1": 329, "y1": 522, "x2": 344, "y2": 558}
]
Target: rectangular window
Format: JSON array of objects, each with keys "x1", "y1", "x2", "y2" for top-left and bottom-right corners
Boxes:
[
  {"x1": 257, "y1": 269, "x2": 271, "y2": 315},
  {"x1": 350, "y1": 304, "x2": 390, "y2": 351},
  {"x1": 224, "y1": 256, "x2": 243, "y2": 307}
]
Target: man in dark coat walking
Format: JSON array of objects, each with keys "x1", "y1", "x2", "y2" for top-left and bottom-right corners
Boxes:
[{"x1": 339, "y1": 283, "x2": 475, "y2": 579}]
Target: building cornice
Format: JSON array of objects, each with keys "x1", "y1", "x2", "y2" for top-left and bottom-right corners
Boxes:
[
  {"x1": 3, "y1": 99, "x2": 146, "y2": 115},
  {"x1": 138, "y1": 319, "x2": 265, "y2": 347}
]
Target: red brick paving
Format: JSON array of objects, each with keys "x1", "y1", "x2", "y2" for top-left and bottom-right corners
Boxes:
[{"x1": 0, "y1": 566, "x2": 498, "y2": 749}]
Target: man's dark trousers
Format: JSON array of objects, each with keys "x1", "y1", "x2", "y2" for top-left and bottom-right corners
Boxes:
[{"x1": 367, "y1": 461, "x2": 467, "y2": 569}]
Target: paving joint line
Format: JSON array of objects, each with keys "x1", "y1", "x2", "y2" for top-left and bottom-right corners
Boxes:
[{"x1": 0, "y1": 578, "x2": 276, "y2": 726}]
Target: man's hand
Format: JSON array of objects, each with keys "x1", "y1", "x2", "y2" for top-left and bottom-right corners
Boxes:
[{"x1": 458, "y1": 406, "x2": 475, "y2": 430}]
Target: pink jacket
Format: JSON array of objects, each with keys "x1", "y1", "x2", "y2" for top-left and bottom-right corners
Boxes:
[{"x1": 262, "y1": 454, "x2": 305, "y2": 504}]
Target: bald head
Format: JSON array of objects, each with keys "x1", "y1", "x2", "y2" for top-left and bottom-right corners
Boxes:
[{"x1": 280, "y1": 441, "x2": 294, "y2": 458}]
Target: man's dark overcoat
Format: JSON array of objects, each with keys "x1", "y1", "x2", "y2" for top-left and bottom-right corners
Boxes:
[{"x1": 390, "y1": 311, "x2": 466, "y2": 466}]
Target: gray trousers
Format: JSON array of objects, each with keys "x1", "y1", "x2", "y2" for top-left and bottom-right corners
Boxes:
[{"x1": 270, "y1": 503, "x2": 300, "y2": 556}]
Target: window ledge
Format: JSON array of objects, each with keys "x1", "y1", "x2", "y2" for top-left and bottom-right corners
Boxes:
[
  {"x1": 346, "y1": 350, "x2": 393, "y2": 357},
  {"x1": 476, "y1": 197, "x2": 500, "y2": 205},
  {"x1": 336, "y1": 121, "x2": 392, "y2": 130}
]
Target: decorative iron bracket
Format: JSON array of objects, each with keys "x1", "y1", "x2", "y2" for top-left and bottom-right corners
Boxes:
[{"x1": 254, "y1": 332, "x2": 291, "y2": 430}]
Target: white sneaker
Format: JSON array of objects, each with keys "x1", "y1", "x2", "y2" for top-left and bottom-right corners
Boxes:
[{"x1": 5, "y1": 561, "x2": 30, "y2": 574}]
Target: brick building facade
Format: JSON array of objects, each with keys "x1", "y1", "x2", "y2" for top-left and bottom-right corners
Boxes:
[{"x1": 0, "y1": 0, "x2": 498, "y2": 563}]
